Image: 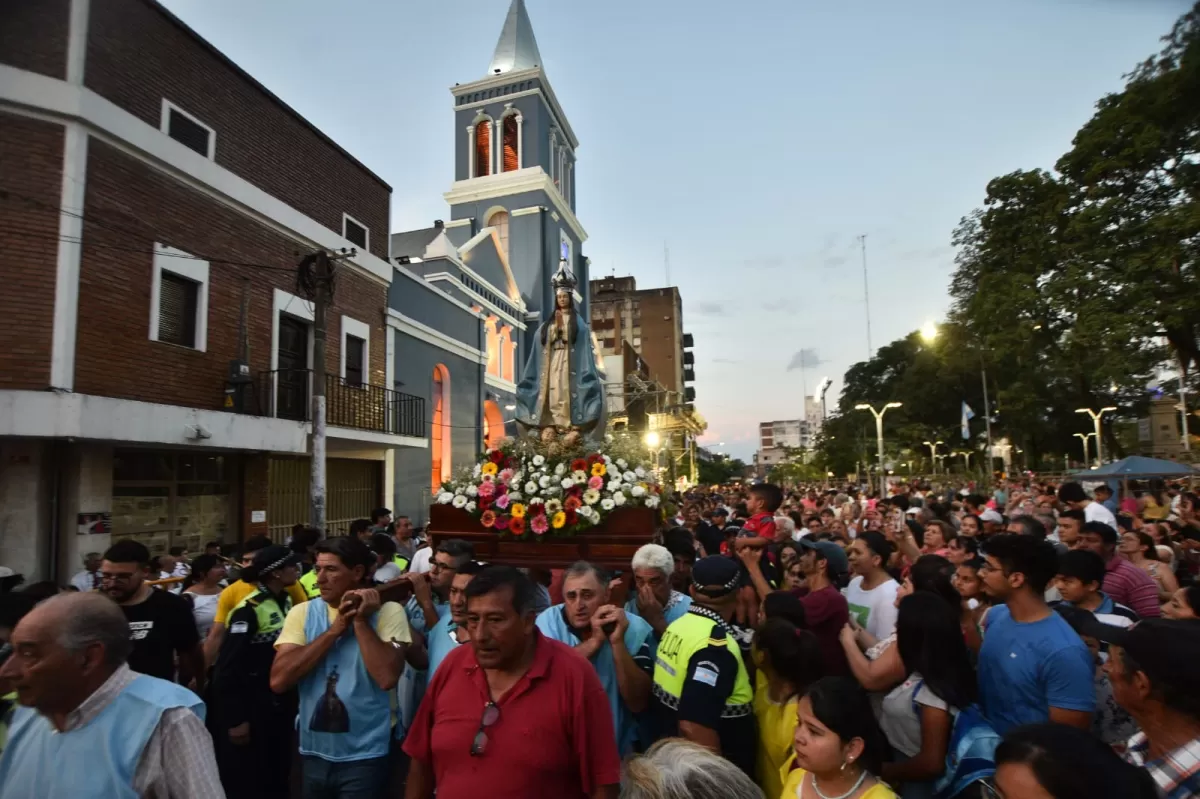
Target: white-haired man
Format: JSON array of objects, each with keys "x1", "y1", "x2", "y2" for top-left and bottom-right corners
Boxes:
[
  {"x1": 627, "y1": 544, "x2": 693, "y2": 639},
  {"x1": 774, "y1": 515, "x2": 798, "y2": 542}
]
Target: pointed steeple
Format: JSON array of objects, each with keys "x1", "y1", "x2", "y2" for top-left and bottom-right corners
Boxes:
[{"x1": 487, "y1": 0, "x2": 543, "y2": 76}]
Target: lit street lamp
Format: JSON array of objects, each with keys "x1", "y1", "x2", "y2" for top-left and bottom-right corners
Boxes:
[
  {"x1": 1072, "y1": 431, "x2": 1096, "y2": 468},
  {"x1": 923, "y1": 440, "x2": 944, "y2": 473},
  {"x1": 855, "y1": 402, "x2": 902, "y2": 497},
  {"x1": 1075, "y1": 407, "x2": 1116, "y2": 466}
]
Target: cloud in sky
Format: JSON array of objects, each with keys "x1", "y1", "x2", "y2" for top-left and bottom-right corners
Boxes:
[
  {"x1": 787, "y1": 348, "x2": 825, "y2": 371},
  {"x1": 694, "y1": 301, "x2": 726, "y2": 316}
]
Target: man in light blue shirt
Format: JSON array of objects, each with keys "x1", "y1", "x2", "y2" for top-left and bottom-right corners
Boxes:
[
  {"x1": 979, "y1": 534, "x2": 1095, "y2": 735},
  {"x1": 537, "y1": 561, "x2": 654, "y2": 756},
  {"x1": 626, "y1": 543, "x2": 692, "y2": 641}
]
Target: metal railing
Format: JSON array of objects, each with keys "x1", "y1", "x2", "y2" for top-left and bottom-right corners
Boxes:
[{"x1": 256, "y1": 369, "x2": 425, "y2": 438}]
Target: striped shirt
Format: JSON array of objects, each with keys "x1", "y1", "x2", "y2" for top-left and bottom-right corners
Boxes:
[
  {"x1": 1125, "y1": 731, "x2": 1200, "y2": 799},
  {"x1": 1102, "y1": 556, "x2": 1161, "y2": 618}
]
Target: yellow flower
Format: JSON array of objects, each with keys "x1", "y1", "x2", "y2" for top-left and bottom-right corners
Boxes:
[
  {"x1": 511, "y1": 502, "x2": 526, "y2": 519},
  {"x1": 481, "y1": 462, "x2": 498, "y2": 476},
  {"x1": 551, "y1": 511, "x2": 567, "y2": 529},
  {"x1": 590, "y1": 463, "x2": 607, "y2": 477}
]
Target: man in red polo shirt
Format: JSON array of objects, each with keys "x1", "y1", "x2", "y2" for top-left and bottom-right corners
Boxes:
[{"x1": 403, "y1": 565, "x2": 620, "y2": 799}]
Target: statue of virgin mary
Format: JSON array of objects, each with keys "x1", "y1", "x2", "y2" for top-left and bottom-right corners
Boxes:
[{"x1": 514, "y1": 263, "x2": 604, "y2": 435}]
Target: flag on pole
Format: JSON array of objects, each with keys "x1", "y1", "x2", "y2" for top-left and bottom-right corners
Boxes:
[{"x1": 961, "y1": 402, "x2": 975, "y2": 440}]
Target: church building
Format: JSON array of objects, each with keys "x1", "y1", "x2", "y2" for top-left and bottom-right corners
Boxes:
[{"x1": 388, "y1": 0, "x2": 594, "y2": 521}]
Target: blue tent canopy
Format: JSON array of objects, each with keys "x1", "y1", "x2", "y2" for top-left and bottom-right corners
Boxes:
[{"x1": 1075, "y1": 456, "x2": 1198, "y2": 479}]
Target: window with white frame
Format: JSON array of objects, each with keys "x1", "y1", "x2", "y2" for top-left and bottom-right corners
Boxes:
[
  {"x1": 342, "y1": 214, "x2": 369, "y2": 251},
  {"x1": 149, "y1": 243, "x2": 209, "y2": 351},
  {"x1": 160, "y1": 100, "x2": 215, "y2": 159},
  {"x1": 340, "y1": 315, "x2": 370, "y2": 387},
  {"x1": 560, "y1": 230, "x2": 572, "y2": 267}
]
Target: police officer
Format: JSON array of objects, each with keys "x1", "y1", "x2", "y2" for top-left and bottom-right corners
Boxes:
[
  {"x1": 650, "y1": 555, "x2": 756, "y2": 778},
  {"x1": 211, "y1": 545, "x2": 301, "y2": 799}
]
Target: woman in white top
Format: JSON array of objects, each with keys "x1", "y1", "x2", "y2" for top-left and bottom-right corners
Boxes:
[
  {"x1": 877, "y1": 591, "x2": 978, "y2": 799},
  {"x1": 182, "y1": 553, "x2": 226, "y2": 640},
  {"x1": 844, "y1": 532, "x2": 900, "y2": 641}
]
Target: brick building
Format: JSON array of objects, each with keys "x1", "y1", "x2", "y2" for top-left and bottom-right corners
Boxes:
[{"x1": 0, "y1": 0, "x2": 426, "y2": 580}]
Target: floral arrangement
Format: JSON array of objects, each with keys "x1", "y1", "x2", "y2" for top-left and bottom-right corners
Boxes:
[{"x1": 434, "y1": 434, "x2": 663, "y2": 537}]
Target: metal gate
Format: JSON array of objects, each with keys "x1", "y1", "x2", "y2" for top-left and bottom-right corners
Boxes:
[{"x1": 267, "y1": 457, "x2": 382, "y2": 542}]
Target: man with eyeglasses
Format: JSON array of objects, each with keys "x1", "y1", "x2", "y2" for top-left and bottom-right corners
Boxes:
[
  {"x1": 100, "y1": 540, "x2": 205, "y2": 691},
  {"x1": 403, "y1": 565, "x2": 620, "y2": 799}
]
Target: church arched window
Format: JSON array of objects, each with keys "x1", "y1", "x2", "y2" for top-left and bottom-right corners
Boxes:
[
  {"x1": 502, "y1": 113, "x2": 520, "y2": 172},
  {"x1": 474, "y1": 117, "x2": 492, "y2": 178},
  {"x1": 487, "y1": 210, "x2": 510, "y2": 259}
]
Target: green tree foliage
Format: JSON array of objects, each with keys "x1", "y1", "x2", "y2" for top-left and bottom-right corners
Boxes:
[
  {"x1": 819, "y1": 4, "x2": 1199, "y2": 469},
  {"x1": 698, "y1": 455, "x2": 747, "y2": 486}
]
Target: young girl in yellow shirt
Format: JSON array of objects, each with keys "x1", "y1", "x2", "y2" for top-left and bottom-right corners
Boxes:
[
  {"x1": 780, "y1": 676, "x2": 897, "y2": 799},
  {"x1": 753, "y1": 618, "x2": 824, "y2": 799}
]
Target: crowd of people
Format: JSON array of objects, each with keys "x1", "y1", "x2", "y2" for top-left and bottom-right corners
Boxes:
[{"x1": 0, "y1": 482, "x2": 1198, "y2": 798}]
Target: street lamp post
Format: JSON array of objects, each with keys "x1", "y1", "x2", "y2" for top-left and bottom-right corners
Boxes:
[
  {"x1": 1075, "y1": 407, "x2": 1116, "y2": 467},
  {"x1": 856, "y1": 402, "x2": 902, "y2": 497},
  {"x1": 923, "y1": 440, "x2": 944, "y2": 474},
  {"x1": 1072, "y1": 432, "x2": 1096, "y2": 468}
]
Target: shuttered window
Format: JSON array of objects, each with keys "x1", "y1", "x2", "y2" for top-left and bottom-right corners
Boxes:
[
  {"x1": 475, "y1": 122, "x2": 491, "y2": 177},
  {"x1": 166, "y1": 108, "x2": 212, "y2": 157},
  {"x1": 343, "y1": 216, "x2": 367, "y2": 249},
  {"x1": 344, "y1": 335, "x2": 365, "y2": 387},
  {"x1": 502, "y1": 115, "x2": 519, "y2": 172},
  {"x1": 158, "y1": 272, "x2": 199, "y2": 348}
]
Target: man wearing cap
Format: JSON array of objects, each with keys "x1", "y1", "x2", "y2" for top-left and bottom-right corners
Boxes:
[
  {"x1": 978, "y1": 508, "x2": 1004, "y2": 537},
  {"x1": 649, "y1": 556, "x2": 755, "y2": 777},
  {"x1": 1091, "y1": 618, "x2": 1200, "y2": 798},
  {"x1": 210, "y1": 545, "x2": 302, "y2": 799},
  {"x1": 789, "y1": 538, "x2": 851, "y2": 675}
]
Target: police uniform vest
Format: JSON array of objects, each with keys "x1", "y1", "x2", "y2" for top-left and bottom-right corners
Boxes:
[
  {"x1": 298, "y1": 569, "x2": 320, "y2": 599},
  {"x1": 231, "y1": 586, "x2": 292, "y2": 642},
  {"x1": 652, "y1": 606, "x2": 753, "y2": 717},
  {"x1": 391, "y1": 554, "x2": 410, "y2": 572}
]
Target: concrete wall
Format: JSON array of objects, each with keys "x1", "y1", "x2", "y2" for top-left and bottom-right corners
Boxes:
[
  {"x1": 389, "y1": 272, "x2": 482, "y2": 348},
  {"x1": 392, "y1": 338, "x2": 483, "y2": 525},
  {"x1": 0, "y1": 440, "x2": 51, "y2": 581},
  {"x1": 56, "y1": 443, "x2": 113, "y2": 583}
]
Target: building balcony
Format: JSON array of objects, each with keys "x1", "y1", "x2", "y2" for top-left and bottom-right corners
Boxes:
[{"x1": 254, "y1": 370, "x2": 426, "y2": 440}]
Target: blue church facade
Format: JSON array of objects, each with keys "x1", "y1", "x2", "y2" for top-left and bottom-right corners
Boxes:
[{"x1": 387, "y1": 0, "x2": 596, "y2": 523}]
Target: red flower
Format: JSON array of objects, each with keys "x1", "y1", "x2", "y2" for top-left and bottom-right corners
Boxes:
[
  {"x1": 477, "y1": 496, "x2": 491, "y2": 511},
  {"x1": 570, "y1": 458, "x2": 588, "y2": 473},
  {"x1": 586, "y1": 453, "x2": 604, "y2": 466},
  {"x1": 509, "y1": 517, "x2": 526, "y2": 536},
  {"x1": 565, "y1": 509, "x2": 578, "y2": 526},
  {"x1": 529, "y1": 502, "x2": 547, "y2": 517},
  {"x1": 567, "y1": 485, "x2": 583, "y2": 500},
  {"x1": 505, "y1": 456, "x2": 518, "y2": 470},
  {"x1": 494, "y1": 514, "x2": 510, "y2": 531},
  {"x1": 481, "y1": 510, "x2": 497, "y2": 528},
  {"x1": 488, "y1": 449, "x2": 505, "y2": 465},
  {"x1": 564, "y1": 495, "x2": 582, "y2": 512}
]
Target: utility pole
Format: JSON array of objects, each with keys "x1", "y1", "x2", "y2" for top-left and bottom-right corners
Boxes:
[
  {"x1": 859, "y1": 234, "x2": 873, "y2": 358},
  {"x1": 664, "y1": 242, "x2": 670, "y2": 287},
  {"x1": 1180, "y1": 355, "x2": 1191, "y2": 452},
  {"x1": 299, "y1": 250, "x2": 342, "y2": 535}
]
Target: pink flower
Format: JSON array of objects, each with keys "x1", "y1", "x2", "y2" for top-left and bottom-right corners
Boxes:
[
  {"x1": 499, "y1": 468, "x2": 515, "y2": 483},
  {"x1": 587, "y1": 475, "x2": 604, "y2": 491},
  {"x1": 478, "y1": 481, "x2": 496, "y2": 499},
  {"x1": 494, "y1": 493, "x2": 511, "y2": 510},
  {"x1": 494, "y1": 515, "x2": 510, "y2": 530},
  {"x1": 530, "y1": 514, "x2": 549, "y2": 535}
]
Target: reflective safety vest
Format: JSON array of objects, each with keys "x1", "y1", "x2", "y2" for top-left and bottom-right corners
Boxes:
[
  {"x1": 652, "y1": 607, "x2": 753, "y2": 717},
  {"x1": 0, "y1": 691, "x2": 16, "y2": 755},
  {"x1": 298, "y1": 569, "x2": 320, "y2": 599},
  {"x1": 230, "y1": 587, "x2": 292, "y2": 642},
  {"x1": 391, "y1": 555, "x2": 410, "y2": 573}
]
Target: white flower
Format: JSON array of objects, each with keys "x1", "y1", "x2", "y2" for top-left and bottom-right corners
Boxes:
[
  {"x1": 464, "y1": 501, "x2": 477, "y2": 513},
  {"x1": 583, "y1": 488, "x2": 601, "y2": 505},
  {"x1": 525, "y1": 481, "x2": 539, "y2": 495},
  {"x1": 546, "y1": 486, "x2": 562, "y2": 496},
  {"x1": 466, "y1": 484, "x2": 479, "y2": 498},
  {"x1": 623, "y1": 470, "x2": 637, "y2": 483},
  {"x1": 508, "y1": 491, "x2": 523, "y2": 502},
  {"x1": 538, "y1": 475, "x2": 552, "y2": 488},
  {"x1": 607, "y1": 479, "x2": 623, "y2": 492},
  {"x1": 645, "y1": 496, "x2": 660, "y2": 509},
  {"x1": 616, "y1": 458, "x2": 628, "y2": 469},
  {"x1": 451, "y1": 495, "x2": 468, "y2": 509},
  {"x1": 613, "y1": 492, "x2": 627, "y2": 506},
  {"x1": 571, "y1": 470, "x2": 588, "y2": 484},
  {"x1": 436, "y1": 492, "x2": 454, "y2": 504},
  {"x1": 532, "y1": 454, "x2": 546, "y2": 467},
  {"x1": 560, "y1": 477, "x2": 576, "y2": 490},
  {"x1": 554, "y1": 463, "x2": 567, "y2": 476},
  {"x1": 513, "y1": 471, "x2": 524, "y2": 483},
  {"x1": 600, "y1": 498, "x2": 615, "y2": 511},
  {"x1": 472, "y1": 463, "x2": 482, "y2": 477},
  {"x1": 635, "y1": 467, "x2": 646, "y2": 478},
  {"x1": 579, "y1": 506, "x2": 597, "y2": 522},
  {"x1": 631, "y1": 485, "x2": 646, "y2": 497},
  {"x1": 529, "y1": 497, "x2": 545, "y2": 505}
]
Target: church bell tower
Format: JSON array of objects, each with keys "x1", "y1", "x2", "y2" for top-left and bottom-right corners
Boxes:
[{"x1": 441, "y1": 0, "x2": 588, "y2": 319}]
